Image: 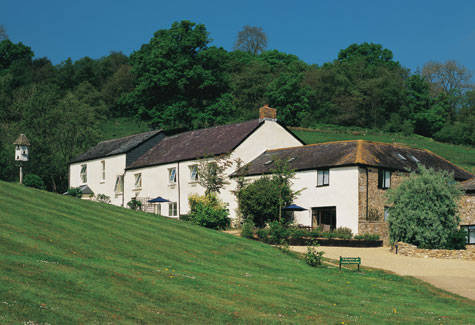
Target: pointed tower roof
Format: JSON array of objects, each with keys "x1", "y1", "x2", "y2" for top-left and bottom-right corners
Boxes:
[{"x1": 13, "y1": 134, "x2": 30, "y2": 146}]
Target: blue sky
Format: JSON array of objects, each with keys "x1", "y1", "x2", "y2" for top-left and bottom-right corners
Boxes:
[{"x1": 2, "y1": 0, "x2": 475, "y2": 74}]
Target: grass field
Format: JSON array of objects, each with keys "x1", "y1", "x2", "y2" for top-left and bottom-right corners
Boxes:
[
  {"x1": 100, "y1": 117, "x2": 149, "y2": 140},
  {"x1": 293, "y1": 127, "x2": 475, "y2": 174},
  {"x1": 1, "y1": 181, "x2": 474, "y2": 323}
]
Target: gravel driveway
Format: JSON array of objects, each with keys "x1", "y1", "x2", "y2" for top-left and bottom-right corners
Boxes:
[{"x1": 290, "y1": 246, "x2": 475, "y2": 301}]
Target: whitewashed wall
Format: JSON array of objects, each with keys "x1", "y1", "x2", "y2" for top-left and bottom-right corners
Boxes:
[
  {"x1": 291, "y1": 166, "x2": 360, "y2": 234},
  {"x1": 69, "y1": 154, "x2": 126, "y2": 206}
]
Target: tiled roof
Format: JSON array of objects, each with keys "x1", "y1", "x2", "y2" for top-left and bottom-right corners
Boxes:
[
  {"x1": 234, "y1": 140, "x2": 473, "y2": 181},
  {"x1": 127, "y1": 120, "x2": 264, "y2": 170},
  {"x1": 461, "y1": 178, "x2": 475, "y2": 192},
  {"x1": 70, "y1": 130, "x2": 162, "y2": 164}
]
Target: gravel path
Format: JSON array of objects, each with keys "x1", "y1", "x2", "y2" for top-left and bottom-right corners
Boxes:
[{"x1": 290, "y1": 246, "x2": 475, "y2": 301}]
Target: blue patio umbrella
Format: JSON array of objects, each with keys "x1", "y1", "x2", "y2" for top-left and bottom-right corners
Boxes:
[
  {"x1": 282, "y1": 204, "x2": 307, "y2": 211},
  {"x1": 148, "y1": 196, "x2": 170, "y2": 203}
]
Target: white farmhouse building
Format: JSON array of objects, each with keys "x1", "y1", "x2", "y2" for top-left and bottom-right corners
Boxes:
[
  {"x1": 235, "y1": 140, "x2": 474, "y2": 243},
  {"x1": 69, "y1": 106, "x2": 304, "y2": 218},
  {"x1": 69, "y1": 130, "x2": 165, "y2": 205}
]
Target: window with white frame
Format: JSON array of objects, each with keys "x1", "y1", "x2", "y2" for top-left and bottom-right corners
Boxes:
[
  {"x1": 189, "y1": 165, "x2": 198, "y2": 182},
  {"x1": 154, "y1": 203, "x2": 161, "y2": 215},
  {"x1": 169, "y1": 168, "x2": 176, "y2": 184},
  {"x1": 80, "y1": 164, "x2": 87, "y2": 184},
  {"x1": 101, "y1": 160, "x2": 105, "y2": 181},
  {"x1": 461, "y1": 225, "x2": 475, "y2": 245},
  {"x1": 378, "y1": 169, "x2": 391, "y2": 189},
  {"x1": 134, "y1": 173, "x2": 142, "y2": 189},
  {"x1": 114, "y1": 175, "x2": 124, "y2": 194},
  {"x1": 317, "y1": 169, "x2": 329, "y2": 187},
  {"x1": 169, "y1": 202, "x2": 177, "y2": 216}
]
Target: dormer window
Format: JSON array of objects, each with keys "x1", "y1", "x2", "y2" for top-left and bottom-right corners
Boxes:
[
  {"x1": 80, "y1": 164, "x2": 87, "y2": 184},
  {"x1": 169, "y1": 168, "x2": 176, "y2": 184},
  {"x1": 287, "y1": 157, "x2": 297, "y2": 163},
  {"x1": 395, "y1": 152, "x2": 407, "y2": 161},
  {"x1": 378, "y1": 169, "x2": 391, "y2": 189},
  {"x1": 263, "y1": 160, "x2": 273, "y2": 165},
  {"x1": 408, "y1": 154, "x2": 420, "y2": 163}
]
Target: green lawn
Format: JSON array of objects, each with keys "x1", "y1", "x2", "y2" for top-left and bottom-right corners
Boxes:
[
  {"x1": 1, "y1": 181, "x2": 474, "y2": 323},
  {"x1": 293, "y1": 127, "x2": 475, "y2": 174}
]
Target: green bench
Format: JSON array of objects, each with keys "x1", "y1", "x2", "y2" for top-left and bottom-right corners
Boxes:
[{"x1": 339, "y1": 256, "x2": 361, "y2": 271}]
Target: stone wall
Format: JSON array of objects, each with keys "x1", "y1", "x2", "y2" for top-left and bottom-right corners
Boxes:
[
  {"x1": 459, "y1": 194, "x2": 475, "y2": 225},
  {"x1": 394, "y1": 242, "x2": 475, "y2": 261},
  {"x1": 357, "y1": 167, "x2": 407, "y2": 245}
]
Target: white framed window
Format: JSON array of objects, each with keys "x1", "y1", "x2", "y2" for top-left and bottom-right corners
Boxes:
[
  {"x1": 378, "y1": 169, "x2": 391, "y2": 189},
  {"x1": 114, "y1": 175, "x2": 124, "y2": 194},
  {"x1": 169, "y1": 168, "x2": 176, "y2": 184},
  {"x1": 134, "y1": 173, "x2": 142, "y2": 189},
  {"x1": 317, "y1": 169, "x2": 329, "y2": 187},
  {"x1": 169, "y1": 202, "x2": 177, "y2": 216},
  {"x1": 101, "y1": 160, "x2": 105, "y2": 181},
  {"x1": 80, "y1": 164, "x2": 87, "y2": 184},
  {"x1": 189, "y1": 165, "x2": 198, "y2": 182}
]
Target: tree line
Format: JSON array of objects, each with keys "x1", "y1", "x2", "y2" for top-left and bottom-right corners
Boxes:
[{"x1": 0, "y1": 20, "x2": 474, "y2": 192}]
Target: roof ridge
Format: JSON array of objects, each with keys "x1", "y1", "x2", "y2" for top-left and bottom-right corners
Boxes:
[
  {"x1": 421, "y1": 148, "x2": 474, "y2": 177},
  {"x1": 98, "y1": 129, "x2": 161, "y2": 145},
  {"x1": 267, "y1": 140, "x2": 361, "y2": 153}
]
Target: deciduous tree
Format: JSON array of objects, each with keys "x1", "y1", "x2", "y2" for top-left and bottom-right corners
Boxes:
[{"x1": 234, "y1": 25, "x2": 267, "y2": 55}]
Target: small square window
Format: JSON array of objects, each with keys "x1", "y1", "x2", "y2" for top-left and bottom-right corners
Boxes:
[
  {"x1": 80, "y1": 164, "x2": 87, "y2": 184},
  {"x1": 189, "y1": 165, "x2": 198, "y2": 182},
  {"x1": 134, "y1": 173, "x2": 142, "y2": 189},
  {"x1": 169, "y1": 168, "x2": 176, "y2": 184},
  {"x1": 317, "y1": 169, "x2": 329, "y2": 187},
  {"x1": 378, "y1": 169, "x2": 391, "y2": 189},
  {"x1": 169, "y1": 202, "x2": 177, "y2": 216}
]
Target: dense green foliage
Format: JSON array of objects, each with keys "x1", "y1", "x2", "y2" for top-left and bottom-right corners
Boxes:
[
  {"x1": 1, "y1": 180, "x2": 474, "y2": 323},
  {"x1": 22, "y1": 173, "x2": 45, "y2": 190},
  {"x1": 1, "y1": 20, "x2": 474, "y2": 194},
  {"x1": 386, "y1": 166, "x2": 464, "y2": 249},
  {"x1": 188, "y1": 193, "x2": 230, "y2": 230}
]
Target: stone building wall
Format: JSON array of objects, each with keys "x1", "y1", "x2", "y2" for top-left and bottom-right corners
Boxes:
[
  {"x1": 357, "y1": 167, "x2": 407, "y2": 245},
  {"x1": 459, "y1": 193, "x2": 475, "y2": 225},
  {"x1": 394, "y1": 242, "x2": 475, "y2": 261}
]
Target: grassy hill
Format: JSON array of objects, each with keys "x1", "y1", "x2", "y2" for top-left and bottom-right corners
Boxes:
[{"x1": 1, "y1": 181, "x2": 474, "y2": 323}]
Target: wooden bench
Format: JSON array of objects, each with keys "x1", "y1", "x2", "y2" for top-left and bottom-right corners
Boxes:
[{"x1": 339, "y1": 256, "x2": 361, "y2": 271}]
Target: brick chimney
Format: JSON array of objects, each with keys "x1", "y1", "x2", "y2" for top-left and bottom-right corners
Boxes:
[{"x1": 259, "y1": 104, "x2": 277, "y2": 122}]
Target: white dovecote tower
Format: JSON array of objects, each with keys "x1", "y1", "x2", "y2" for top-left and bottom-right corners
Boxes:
[{"x1": 13, "y1": 134, "x2": 30, "y2": 184}]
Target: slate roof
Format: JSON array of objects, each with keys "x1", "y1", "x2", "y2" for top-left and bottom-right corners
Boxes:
[
  {"x1": 127, "y1": 120, "x2": 267, "y2": 170},
  {"x1": 461, "y1": 178, "x2": 475, "y2": 192},
  {"x1": 70, "y1": 130, "x2": 162, "y2": 164},
  {"x1": 13, "y1": 134, "x2": 30, "y2": 146},
  {"x1": 234, "y1": 140, "x2": 473, "y2": 181}
]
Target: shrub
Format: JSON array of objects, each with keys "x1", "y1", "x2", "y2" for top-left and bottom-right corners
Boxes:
[
  {"x1": 188, "y1": 194, "x2": 230, "y2": 230},
  {"x1": 289, "y1": 228, "x2": 306, "y2": 239},
  {"x1": 179, "y1": 214, "x2": 191, "y2": 221},
  {"x1": 309, "y1": 229, "x2": 321, "y2": 238},
  {"x1": 268, "y1": 221, "x2": 290, "y2": 244},
  {"x1": 127, "y1": 198, "x2": 142, "y2": 211},
  {"x1": 305, "y1": 241, "x2": 324, "y2": 267},
  {"x1": 387, "y1": 165, "x2": 463, "y2": 249},
  {"x1": 355, "y1": 233, "x2": 380, "y2": 241},
  {"x1": 66, "y1": 187, "x2": 82, "y2": 198},
  {"x1": 93, "y1": 193, "x2": 111, "y2": 203},
  {"x1": 241, "y1": 220, "x2": 255, "y2": 239},
  {"x1": 333, "y1": 227, "x2": 353, "y2": 239},
  {"x1": 321, "y1": 232, "x2": 337, "y2": 239},
  {"x1": 257, "y1": 228, "x2": 269, "y2": 243},
  {"x1": 23, "y1": 174, "x2": 45, "y2": 190},
  {"x1": 446, "y1": 229, "x2": 467, "y2": 250}
]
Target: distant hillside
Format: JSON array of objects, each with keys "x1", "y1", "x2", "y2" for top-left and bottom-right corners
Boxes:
[{"x1": 1, "y1": 181, "x2": 474, "y2": 323}]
